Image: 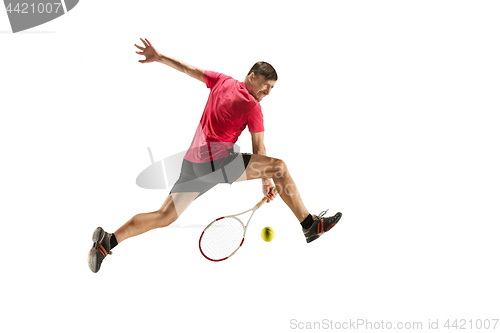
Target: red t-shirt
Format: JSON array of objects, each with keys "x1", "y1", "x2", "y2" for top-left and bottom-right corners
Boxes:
[{"x1": 184, "y1": 71, "x2": 265, "y2": 163}]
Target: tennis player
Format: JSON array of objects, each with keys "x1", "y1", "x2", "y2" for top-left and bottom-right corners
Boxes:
[{"x1": 87, "y1": 38, "x2": 342, "y2": 272}]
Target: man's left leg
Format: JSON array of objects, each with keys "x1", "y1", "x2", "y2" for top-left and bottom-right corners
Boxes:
[
  {"x1": 113, "y1": 191, "x2": 199, "y2": 243},
  {"x1": 87, "y1": 191, "x2": 199, "y2": 273}
]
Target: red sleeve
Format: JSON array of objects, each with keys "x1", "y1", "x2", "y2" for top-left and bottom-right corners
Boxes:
[
  {"x1": 204, "y1": 71, "x2": 226, "y2": 89},
  {"x1": 247, "y1": 104, "x2": 265, "y2": 133}
]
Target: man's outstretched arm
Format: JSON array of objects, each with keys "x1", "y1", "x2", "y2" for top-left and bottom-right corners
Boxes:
[{"x1": 134, "y1": 38, "x2": 205, "y2": 84}]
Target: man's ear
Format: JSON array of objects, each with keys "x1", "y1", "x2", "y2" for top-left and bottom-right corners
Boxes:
[{"x1": 248, "y1": 72, "x2": 255, "y2": 82}]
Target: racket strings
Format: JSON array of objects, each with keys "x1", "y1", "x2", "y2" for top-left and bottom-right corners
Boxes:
[{"x1": 200, "y1": 217, "x2": 245, "y2": 260}]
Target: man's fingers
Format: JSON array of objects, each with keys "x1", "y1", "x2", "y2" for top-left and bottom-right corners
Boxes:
[
  {"x1": 141, "y1": 38, "x2": 151, "y2": 48},
  {"x1": 135, "y1": 43, "x2": 145, "y2": 51}
]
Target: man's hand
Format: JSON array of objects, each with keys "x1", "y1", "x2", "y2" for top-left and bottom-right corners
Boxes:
[
  {"x1": 135, "y1": 38, "x2": 161, "y2": 63},
  {"x1": 135, "y1": 38, "x2": 206, "y2": 83},
  {"x1": 263, "y1": 179, "x2": 278, "y2": 203}
]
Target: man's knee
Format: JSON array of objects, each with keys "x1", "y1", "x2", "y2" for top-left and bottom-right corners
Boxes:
[
  {"x1": 156, "y1": 208, "x2": 178, "y2": 228},
  {"x1": 245, "y1": 155, "x2": 288, "y2": 180},
  {"x1": 268, "y1": 158, "x2": 288, "y2": 178}
]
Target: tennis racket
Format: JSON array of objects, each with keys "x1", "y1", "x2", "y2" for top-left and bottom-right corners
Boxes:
[{"x1": 199, "y1": 189, "x2": 276, "y2": 262}]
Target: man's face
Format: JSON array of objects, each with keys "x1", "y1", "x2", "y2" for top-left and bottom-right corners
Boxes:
[{"x1": 247, "y1": 73, "x2": 276, "y2": 102}]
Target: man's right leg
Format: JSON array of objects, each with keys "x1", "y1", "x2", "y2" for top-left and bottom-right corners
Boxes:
[
  {"x1": 236, "y1": 154, "x2": 310, "y2": 222},
  {"x1": 236, "y1": 154, "x2": 342, "y2": 243}
]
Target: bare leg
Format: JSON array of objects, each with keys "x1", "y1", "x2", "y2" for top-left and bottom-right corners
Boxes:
[
  {"x1": 236, "y1": 155, "x2": 309, "y2": 222},
  {"x1": 113, "y1": 192, "x2": 199, "y2": 244}
]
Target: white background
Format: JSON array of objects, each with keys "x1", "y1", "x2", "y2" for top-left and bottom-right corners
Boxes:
[{"x1": 1, "y1": 1, "x2": 499, "y2": 332}]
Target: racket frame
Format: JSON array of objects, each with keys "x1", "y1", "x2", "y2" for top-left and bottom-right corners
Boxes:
[{"x1": 199, "y1": 195, "x2": 270, "y2": 262}]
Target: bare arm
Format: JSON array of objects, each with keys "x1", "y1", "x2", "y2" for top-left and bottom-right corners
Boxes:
[
  {"x1": 156, "y1": 55, "x2": 206, "y2": 83},
  {"x1": 134, "y1": 38, "x2": 206, "y2": 84},
  {"x1": 251, "y1": 132, "x2": 277, "y2": 200},
  {"x1": 251, "y1": 131, "x2": 266, "y2": 156}
]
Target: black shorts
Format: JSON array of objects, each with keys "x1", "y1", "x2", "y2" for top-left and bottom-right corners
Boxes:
[{"x1": 170, "y1": 152, "x2": 252, "y2": 198}]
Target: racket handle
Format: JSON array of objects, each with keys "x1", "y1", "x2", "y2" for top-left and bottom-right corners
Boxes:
[
  {"x1": 256, "y1": 188, "x2": 277, "y2": 209},
  {"x1": 256, "y1": 197, "x2": 268, "y2": 209}
]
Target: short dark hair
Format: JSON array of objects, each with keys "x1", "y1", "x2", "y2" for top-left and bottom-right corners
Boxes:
[{"x1": 247, "y1": 61, "x2": 278, "y2": 81}]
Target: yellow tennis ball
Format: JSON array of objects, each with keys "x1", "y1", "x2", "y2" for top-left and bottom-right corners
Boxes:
[{"x1": 261, "y1": 227, "x2": 275, "y2": 242}]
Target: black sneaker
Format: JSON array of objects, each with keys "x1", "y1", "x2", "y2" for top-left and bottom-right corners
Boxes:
[
  {"x1": 303, "y1": 210, "x2": 342, "y2": 243},
  {"x1": 87, "y1": 227, "x2": 112, "y2": 273}
]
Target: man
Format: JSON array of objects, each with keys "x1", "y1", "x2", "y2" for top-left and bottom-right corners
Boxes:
[{"x1": 87, "y1": 38, "x2": 342, "y2": 273}]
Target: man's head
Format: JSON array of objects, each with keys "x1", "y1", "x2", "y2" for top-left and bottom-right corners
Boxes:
[{"x1": 244, "y1": 62, "x2": 277, "y2": 102}]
